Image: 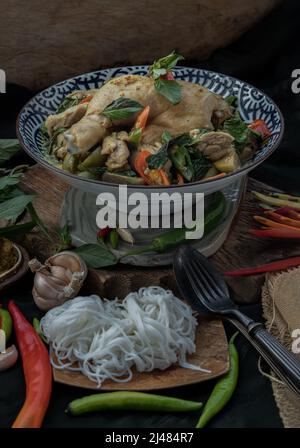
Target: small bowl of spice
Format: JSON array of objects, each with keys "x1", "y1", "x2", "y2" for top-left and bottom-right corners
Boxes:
[{"x1": 0, "y1": 238, "x2": 29, "y2": 291}]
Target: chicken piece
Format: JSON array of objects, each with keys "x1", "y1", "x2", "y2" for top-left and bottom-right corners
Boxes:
[
  {"x1": 142, "y1": 86, "x2": 231, "y2": 144},
  {"x1": 196, "y1": 131, "x2": 235, "y2": 162},
  {"x1": 45, "y1": 104, "x2": 87, "y2": 136},
  {"x1": 53, "y1": 75, "x2": 231, "y2": 154},
  {"x1": 102, "y1": 133, "x2": 130, "y2": 171},
  {"x1": 64, "y1": 114, "x2": 110, "y2": 153}
]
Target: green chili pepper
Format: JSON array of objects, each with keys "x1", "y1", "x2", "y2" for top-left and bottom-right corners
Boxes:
[
  {"x1": 121, "y1": 192, "x2": 226, "y2": 258},
  {"x1": 128, "y1": 128, "x2": 142, "y2": 147},
  {"x1": 66, "y1": 391, "x2": 202, "y2": 416},
  {"x1": 78, "y1": 146, "x2": 107, "y2": 171},
  {"x1": 170, "y1": 145, "x2": 194, "y2": 181},
  {"x1": 195, "y1": 332, "x2": 239, "y2": 428},
  {"x1": 62, "y1": 153, "x2": 79, "y2": 173},
  {"x1": 33, "y1": 318, "x2": 47, "y2": 344},
  {"x1": 108, "y1": 228, "x2": 119, "y2": 249},
  {"x1": 0, "y1": 308, "x2": 12, "y2": 340}
]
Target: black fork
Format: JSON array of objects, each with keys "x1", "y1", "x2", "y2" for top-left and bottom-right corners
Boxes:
[{"x1": 174, "y1": 245, "x2": 300, "y2": 398}]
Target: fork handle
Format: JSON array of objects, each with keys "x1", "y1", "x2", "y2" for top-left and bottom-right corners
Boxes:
[
  {"x1": 229, "y1": 309, "x2": 300, "y2": 395},
  {"x1": 228, "y1": 318, "x2": 300, "y2": 397},
  {"x1": 251, "y1": 326, "x2": 300, "y2": 395}
]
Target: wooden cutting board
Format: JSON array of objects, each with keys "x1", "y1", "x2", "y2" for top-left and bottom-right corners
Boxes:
[{"x1": 52, "y1": 318, "x2": 229, "y2": 391}]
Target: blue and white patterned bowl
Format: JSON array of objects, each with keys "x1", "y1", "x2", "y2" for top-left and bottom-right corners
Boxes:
[{"x1": 17, "y1": 66, "x2": 284, "y2": 196}]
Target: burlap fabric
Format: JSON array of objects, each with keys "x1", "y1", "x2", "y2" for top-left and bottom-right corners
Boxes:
[{"x1": 262, "y1": 268, "x2": 300, "y2": 428}]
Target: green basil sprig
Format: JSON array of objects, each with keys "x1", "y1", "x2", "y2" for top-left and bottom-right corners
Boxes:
[
  {"x1": 149, "y1": 52, "x2": 184, "y2": 79},
  {"x1": 149, "y1": 52, "x2": 184, "y2": 104},
  {"x1": 102, "y1": 98, "x2": 143, "y2": 121}
]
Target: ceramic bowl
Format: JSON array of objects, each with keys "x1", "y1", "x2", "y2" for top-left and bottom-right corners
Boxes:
[{"x1": 17, "y1": 66, "x2": 284, "y2": 198}]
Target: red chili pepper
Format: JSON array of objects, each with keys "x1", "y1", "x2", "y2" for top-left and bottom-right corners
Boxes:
[
  {"x1": 162, "y1": 72, "x2": 175, "y2": 80},
  {"x1": 253, "y1": 214, "x2": 300, "y2": 232},
  {"x1": 97, "y1": 226, "x2": 111, "y2": 240},
  {"x1": 275, "y1": 207, "x2": 300, "y2": 221},
  {"x1": 8, "y1": 301, "x2": 52, "y2": 428},
  {"x1": 250, "y1": 228, "x2": 300, "y2": 239},
  {"x1": 80, "y1": 94, "x2": 93, "y2": 104},
  {"x1": 264, "y1": 210, "x2": 300, "y2": 229},
  {"x1": 249, "y1": 119, "x2": 272, "y2": 140},
  {"x1": 224, "y1": 256, "x2": 300, "y2": 277}
]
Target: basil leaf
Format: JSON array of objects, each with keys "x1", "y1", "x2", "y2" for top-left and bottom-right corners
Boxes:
[
  {"x1": 0, "y1": 173, "x2": 22, "y2": 191},
  {"x1": 226, "y1": 95, "x2": 238, "y2": 109},
  {"x1": 154, "y1": 79, "x2": 182, "y2": 104},
  {"x1": 223, "y1": 110, "x2": 249, "y2": 153},
  {"x1": 89, "y1": 166, "x2": 108, "y2": 175},
  {"x1": 189, "y1": 148, "x2": 212, "y2": 180},
  {"x1": 57, "y1": 95, "x2": 79, "y2": 113},
  {"x1": 147, "y1": 143, "x2": 169, "y2": 170},
  {"x1": 150, "y1": 52, "x2": 184, "y2": 79},
  {"x1": 161, "y1": 131, "x2": 172, "y2": 145},
  {"x1": 102, "y1": 98, "x2": 143, "y2": 121},
  {"x1": 147, "y1": 132, "x2": 191, "y2": 169},
  {"x1": 26, "y1": 202, "x2": 52, "y2": 241},
  {"x1": 42, "y1": 127, "x2": 67, "y2": 154},
  {"x1": 116, "y1": 169, "x2": 138, "y2": 178},
  {"x1": 0, "y1": 140, "x2": 22, "y2": 166},
  {"x1": 170, "y1": 146, "x2": 194, "y2": 181},
  {"x1": 0, "y1": 194, "x2": 35, "y2": 221},
  {"x1": 73, "y1": 243, "x2": 117, "y2": 268},
  {"x1": 0, "y1": 221, "x2": 35, "y2": 240}
]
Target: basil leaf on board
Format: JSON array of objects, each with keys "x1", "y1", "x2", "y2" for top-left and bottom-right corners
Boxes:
[
  {"x1": 0, "y1": 140, "x2": 22, "y2": 166},
  {"x1": 0, "y1": 173, "x2": 22, "y2": 191},
  {"x1": 26, "y1": 202, "x2": 52, "y2": 241},
  {"x1": 73, "y1": 243, "x2": 117, "y2": 268},
  {"x1": 149, "y1": 52, "x2": 185, "y2": 79},
  {"x1": 0, "y1": 221, "x2": 36, "y2": 240},
  {"x1": 102, "y1": 98, "x2": 143, "y2": 121},
  {"x1": 154, "y1": 79, "x2": 182, "y2": 105},
  {"x1": 0, "y1": 194, "x2": 35, "y2": 221}
]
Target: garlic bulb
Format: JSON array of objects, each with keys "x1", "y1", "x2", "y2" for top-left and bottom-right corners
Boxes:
[
  {"x1": 0, "y1": 345, "x2": 18, "y2": 372},
  {"x1": 29, "y1": 251, "x2": 88, "y2": 311}
]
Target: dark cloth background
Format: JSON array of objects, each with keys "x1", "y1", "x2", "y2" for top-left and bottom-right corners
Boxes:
[{"x1": 1, "y1": 0, "x2": 300, "y2": 428}]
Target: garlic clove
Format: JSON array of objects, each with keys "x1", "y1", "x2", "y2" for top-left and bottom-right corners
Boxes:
[
  {"x1": 0, "y1": 345, "x2": 18, "y2": 372},
  {"x1": 34, "y1": 272, "x2": 68, "y2": 301},
  {"x1": 116, "y1": 228, "x2": 135, "y2": 244},
  {"x1": 47, "y1": 252, "x2": 86, "y2": 274},
  {"x1": 32, "y1": 288, "x2": 58, "y2": 311},
  {"x1": 49, "y1": 265, "x2": 73, "y2": 283}
]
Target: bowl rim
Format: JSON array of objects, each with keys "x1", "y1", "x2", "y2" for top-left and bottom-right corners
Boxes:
[
  {"x1": 0, "y1": 243, "x2": 22, "y2": 281},
  {"x1": 16, "y1": 65, "x2": 285, "y2": 190}
]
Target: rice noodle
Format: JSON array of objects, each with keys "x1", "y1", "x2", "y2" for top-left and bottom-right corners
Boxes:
[{"x1": 40, "y1": 286, "x2": 210, "y2": 387}]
